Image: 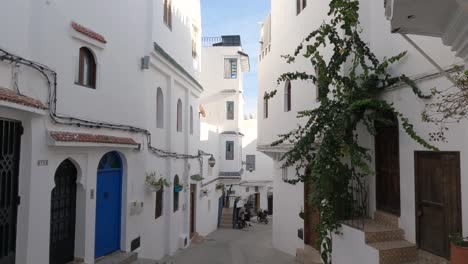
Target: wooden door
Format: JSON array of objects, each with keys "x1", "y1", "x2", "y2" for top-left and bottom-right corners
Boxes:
[
  {"x1": 415, "y1": 152, "x2": 461, "y2": 259},
  {"x1": 304, "y1": 180, "x2": 320, "y2": 249},
  {"x1": 375, "y1": 114, "x2": 401, "y2": 215},
  {"x1": 190, "y1": 184, "x2": 196, "y2": 238}
]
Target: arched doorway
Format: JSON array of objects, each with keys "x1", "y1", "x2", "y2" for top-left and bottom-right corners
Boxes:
[
  {"x1": 95, "y1": 152, "x2": 123, "y2": 258},
  {"x1": 375, "y1": 112, "x2": 400, "y2": 215},
  {"x1": 50, "y1": 159, "x2": 78, "y2": 264}
]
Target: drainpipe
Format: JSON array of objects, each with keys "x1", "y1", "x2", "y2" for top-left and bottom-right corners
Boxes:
[{"x1": 399, "y1": 33, "x2": 457, "y2": 85}]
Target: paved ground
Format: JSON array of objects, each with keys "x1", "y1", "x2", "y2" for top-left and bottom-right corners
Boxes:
[{"x1": 158, "y1": 222, "x2": 296, "y2": 264}]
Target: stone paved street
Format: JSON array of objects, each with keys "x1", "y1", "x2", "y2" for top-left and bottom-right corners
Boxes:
[{"x1": 159, "y1": 222, "x2": 296, "y2": 264}]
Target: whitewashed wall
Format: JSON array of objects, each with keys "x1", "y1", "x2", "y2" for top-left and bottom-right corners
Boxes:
[{"x1": 0, "y1": 0, "x2": 203, "y2": 263}]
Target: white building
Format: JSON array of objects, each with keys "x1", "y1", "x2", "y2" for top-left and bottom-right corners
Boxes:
[
  {"x1": 258, "y1": 0, "x2": 467, "y2": 263},
  {"x1": 0, "y1": 0, "x2": 212, "y2": 263},
  {"x1": 198, "y1": 36, "x2": 273, "y2": 232}
]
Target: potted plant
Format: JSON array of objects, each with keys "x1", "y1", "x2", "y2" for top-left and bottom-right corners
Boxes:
[
  {"x1": 450, "y1": 233, "x2": 468, "y2": 263},
  {"x1": 299, "y1": 208, "x2": 305, "y2": 220},
  {"x1": 215, "y1": 183, "x2": 225, "y2": 192},
  {"x1": 145, "y1": 172, "x2": 171, "y2": 192},
  {"x1": 190, "y1": 174, "x2": 204, "y2": 182},
  {"x1": 174, "y1": 181, "x2": 184, "y2": 193}
]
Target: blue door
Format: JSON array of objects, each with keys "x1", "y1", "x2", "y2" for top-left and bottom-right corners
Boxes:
[{"x1": 95, "y1": 152, "x2": 122, "y2": 258}]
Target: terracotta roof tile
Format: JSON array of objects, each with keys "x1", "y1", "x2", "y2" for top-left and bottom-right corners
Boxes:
[
  {"x1": 50, "y1": 131, "x2": 138, "y2": 146},
  {"x1": 0, "y1": 87, "x2": 47, "y2": 110},
  {"x1": 71, "y1": 22, "x2": 107, "y2": 44}
]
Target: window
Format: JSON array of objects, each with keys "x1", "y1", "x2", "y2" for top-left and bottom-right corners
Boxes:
[
  {"x1": 224, "y1": 58, "x2": 238, "y2": 79},
  {"x1": 246, "y1": 187, "x2": 250, "y2": 192},
  {"x1": 77, "y1": 47, "x2": 96, "y2": 88},
  {"x1": 177, "y1": 99, "x2": 182, "y2": 132},
  {"x1": 297, "y1": 0, "x2": 307, "y2": 15},
  {"x1": 226, "y1": 141, "x2": 234, "y2": 160},
  {"x1": 190, "y1": 106, "x2": 194, "y2": 135},
  {"x1": 163, "y1": 0, "x2": 172, "y2": 29},
  {"x1": 226, "y1": 101, "x2": 234, "y2": 120},
  {"x1": 263, "y1": 94, "x2": 269, "y2": 119},
  {"x1": 155, "y1": 188, "x2": 163, "y2": 219},
  {"x1": 255, "y1": 186, "x2": 259, "y2": 192},
  {"x1": 173, "y1": 175, "x2": 180, "y2": 212},
  {"x1": 157, "y1": 88, "x2": 164, "y2": 128},
  {"x1": 246, "y1": 155, "x2": 256, "y2": 171},
  {"x1": 282, "y1": 167, "x2": 288, "y2": 181},
  {"x1": 284, "y1": 81, "x2": 292, "y2": 112},
  {"x1": 192, "y1": 25, "x2": 198, "y2": 58}
]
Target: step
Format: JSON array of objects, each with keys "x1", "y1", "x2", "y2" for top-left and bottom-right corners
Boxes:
[
  {"x1": 295, "y1": 245, "x2": 322, "y2": 264},
  {"x1": 368, "y1": 240, "x2": 417, "y2": 264},
  {"x1": 130, "y1": 259, "x2": 157, "y2": 264},
  {"x1": 96, "y1": 251, "x2": 138, "y2": 264},
  {"x1": 374, "y1": 211, "x2": 399, "y2": 228},
  {"x1": 362, "y1": 219, "x2": 405, "y2": 243}
]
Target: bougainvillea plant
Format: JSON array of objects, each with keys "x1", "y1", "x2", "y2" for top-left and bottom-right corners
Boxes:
[{"x1": 265, "y1": 0, "x2": 436, "y2": 262}]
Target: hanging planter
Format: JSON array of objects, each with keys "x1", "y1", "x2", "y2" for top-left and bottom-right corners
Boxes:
[
  {"x1": 200, "y1": 188, "x2": 209, "y2": 197},
  {"x1": 174, "y1": 184, "x2": 183, "y2": 193},
  {"x1": 190, "y1": 174, "x2": 204, "y2": 182},
  {"x1": 299, "y1": 209, "x2": 305, "y2": 220},
  {"x1": 145, "y1": 172, "x2": 171, "y2": 192},
  {"x1": 215, "y1": 183, "x2": 225, "y2": 192}
]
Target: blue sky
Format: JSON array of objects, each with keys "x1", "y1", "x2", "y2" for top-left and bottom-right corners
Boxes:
[{"x1": 201, "y1": 0, "x2": 271, "y2": 116}]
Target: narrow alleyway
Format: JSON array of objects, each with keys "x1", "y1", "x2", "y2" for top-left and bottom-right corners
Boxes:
[{"x1": 160, "y1": 222, "x2": 296, "y2": 264}]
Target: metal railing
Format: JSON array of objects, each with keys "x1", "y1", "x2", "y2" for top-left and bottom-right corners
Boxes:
[
  {"x1": 202, "y1": 37, "x2": 223, "y2": 47},
  {"x1": 340, "y1": 174, "x2": 369, "y2": 230}
]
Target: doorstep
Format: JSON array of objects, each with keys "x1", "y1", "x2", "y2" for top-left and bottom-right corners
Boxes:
[{"x1": 95, "y1": 251, "x2": 138, "y2": 264}]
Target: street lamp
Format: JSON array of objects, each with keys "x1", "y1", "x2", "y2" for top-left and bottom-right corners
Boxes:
[{"x1": 208, "y1": 155, "x2": 216, "y2": 168}]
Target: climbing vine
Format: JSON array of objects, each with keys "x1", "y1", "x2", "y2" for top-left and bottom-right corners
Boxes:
[
  {"x1": 422, "y1": 66, "x2": 468, "y2": 130},
  {"x1": 266, "y1": 1, "x2": 436, "y2": 263}
]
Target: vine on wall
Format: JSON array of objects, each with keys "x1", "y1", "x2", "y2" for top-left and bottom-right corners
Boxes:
[{"x1": 265, "y1": 1, "x2": 436, "y2": 262}]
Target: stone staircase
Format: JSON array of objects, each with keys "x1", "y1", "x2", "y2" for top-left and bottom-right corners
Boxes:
[
  {"x1": 219, "y1": 207, "x2": 233, "y2": 229},
  {"x1": 364, "y1": 211, "x2": 418, "y2": 264}
]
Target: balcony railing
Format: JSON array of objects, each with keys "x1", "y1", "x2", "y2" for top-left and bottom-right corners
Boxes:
[{"x1": 202, "y1": 35, "x2": 242, "y2": 47}]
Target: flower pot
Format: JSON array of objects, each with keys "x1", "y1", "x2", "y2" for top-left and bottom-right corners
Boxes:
[
  {"x1": 145, "y1": 183, "x2": 162, "y2": 192},
  {"x1": 451, "y1": 243, "x2": 468, "y2": 264},
  {"x1": 174, "y1": 185, "x2": 183, "y2": 193}
]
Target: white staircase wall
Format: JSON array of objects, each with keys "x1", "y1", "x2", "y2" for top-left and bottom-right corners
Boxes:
[{"x1": 332, "y1": 225, "x2": 379, "y2": 264}]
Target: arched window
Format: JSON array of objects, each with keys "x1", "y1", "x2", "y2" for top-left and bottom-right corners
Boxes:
[
  {"x1": 190, "y1": 106, "x2": 194, "y2": 135},
  {"x1": 77, "y1": 47, "x2": 96, "y2": 88},
  {"x1": 177, "y1": 99, "x2": 183, "y2": 132},
  {"x1": 284, "y1": 81, "x2": 291, "y2": 112},
  {"x1": 263, "y1": 93, "x2": 269, "y2": 119},
  {"x1": 157, "y1": 88, "x2": 164, "y2": 128},
  {"x1": 173, "y1": 175, "x2": 180, "y2": 212}
]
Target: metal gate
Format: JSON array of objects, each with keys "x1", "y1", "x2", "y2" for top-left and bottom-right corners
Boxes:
[
  {"x1": 0, "y1": 119, "x2": 22, "y2": 264},
  {"x1": 49, "y1": 160, "x2": 77, "y2": 264}
]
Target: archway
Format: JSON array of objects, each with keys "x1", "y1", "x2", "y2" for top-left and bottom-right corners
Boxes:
[
  {"x1": 95, "y1": 151, "x2": 123, "y2": 258},
  {"x1": 50, "y1": 159, "x2": 78, "y2": 264}
]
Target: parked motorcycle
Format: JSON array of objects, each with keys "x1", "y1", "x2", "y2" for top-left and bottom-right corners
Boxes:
[{"x1": 257, "y1": 209, "x2": 269, "y2": 224}]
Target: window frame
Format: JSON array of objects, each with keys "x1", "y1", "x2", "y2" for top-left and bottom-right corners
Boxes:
[
  {"x1": 226, "y1": 141, "x2": 235, "y2": 160},
  {"x1": 246, "y1": 155, "x2": 256, "y2": 171},
  {"x1": 263, "y1": 94, "x2": 269, "y2": 119},
  {"x1": 284, "y1": 81, "x2": 292, "y2": 112},
  {"x1": 77, "y1": 47, "x2": 97, "y2": 89},
  {"x1": 190, "y1": 106, "x2": 194, "y2": 135},
  {"x1": 156, "y1": 88, "x2": 164, "y2": 128},
  {"x1": 177, "y1": 99, "x2": 183, "y2": 132},
  {"x1": 163, "y1": 0, "x2": 172, "y2": 30},
  {"x1": 297, "y1": 0, "x2": 307, "y2": 15},
  {"x1": 224, "y1": 58, "x2": 238, "y2": 79},
  {"x1": 226, "y1": 101, "x2": 235, "y2": 120},
  {"x1": 155, "y1": 188, "x2": 163, "y2": 219},
  {"x1": 173, "y1": 175, "x2": 180, "y2": 212}
]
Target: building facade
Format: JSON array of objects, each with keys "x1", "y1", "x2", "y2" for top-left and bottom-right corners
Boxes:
[
  {"x1": 0, "y1": 0, "x2": 208, "y2": 263},
  {"x1": 258, "y1": 0, "x2": 467, "y2": 263},
  {"x1": 198, "y1": 36, "x2": 273, "y2": 232}
]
